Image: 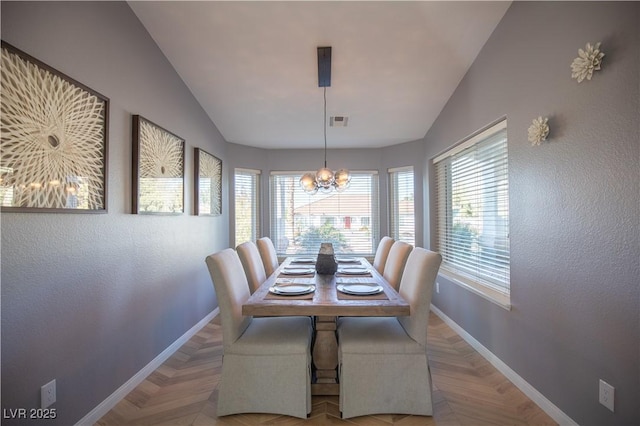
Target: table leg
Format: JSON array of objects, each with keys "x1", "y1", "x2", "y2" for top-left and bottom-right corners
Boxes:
[{"x1": 311, "y1": 316, "x2": 339, "y2": 395}]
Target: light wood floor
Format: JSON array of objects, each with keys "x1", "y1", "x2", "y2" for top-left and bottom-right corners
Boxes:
[{"x1": 96, "y1": 312, "x2": 556, "y2": 425}]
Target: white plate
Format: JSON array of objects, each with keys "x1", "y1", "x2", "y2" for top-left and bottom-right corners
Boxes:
[
  {"x1": 269, "y1": 284, "x2": 315, "y2": 296},
  {"x1": 290, "y1": 257, "x2": 316, "y2": 264},
  {"x1": 281, "y1": 267, "x2": 315, "y2": 275},
  {"x1": 337, "y1": 283, "x2": 383, "y2": 295},
  {"x1": 336, "y1": 256, "x2": 359, "y2": 263},
  {"x1": 338, "y1": 266, "x2": 369, "y2": 275}
]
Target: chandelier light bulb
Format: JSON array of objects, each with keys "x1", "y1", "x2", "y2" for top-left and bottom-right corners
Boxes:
[
  {"x1": 300, "y1": 172, "x2": 317, "y2": 192},
  {"x1": 316, "y1": 167, "x2": 334, "y2": 187},
  {"x1": 334, "y1": 169, "x2": 351, "y2": 186}
]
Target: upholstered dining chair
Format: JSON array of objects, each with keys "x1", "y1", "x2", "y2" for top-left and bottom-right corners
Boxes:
[
  {"x1": 337, "y1": 247, "x2": 442, "y2": 419},
  {"x1": 256, "y1": 237, "x2": 279, "y2": 277},
  {"x1": 205, "y1": 248, "x2": 313, "y2": 418},
  {"x1": 382, "y1": 240, "x2": 413, "y2": 290},
  {"x1": 236, "y1": 241, "x2": 267, "y2": 294},
  {"x1": 372, "y1": 236, "x2": 395, "y2": 274}
]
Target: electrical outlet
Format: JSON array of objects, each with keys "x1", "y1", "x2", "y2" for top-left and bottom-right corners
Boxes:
[
  {"x1": 41, "y1": 379, "x2": 56, "y2": 409},
  {"x1": 599, "y1": 379, "x2": 614, "y2": 412},
  {"x1": 436, "y1": 282, "x2": 440, "y2": 293}
]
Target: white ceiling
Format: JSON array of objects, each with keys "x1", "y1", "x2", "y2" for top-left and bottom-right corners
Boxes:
[{"x1": 129, "y1": 1, "x2": 511, "y2": 149}]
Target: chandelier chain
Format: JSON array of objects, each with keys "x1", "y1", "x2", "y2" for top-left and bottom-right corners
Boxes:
[{"x1": 323, "y1": 86, "x2": 327, "y2": 167}]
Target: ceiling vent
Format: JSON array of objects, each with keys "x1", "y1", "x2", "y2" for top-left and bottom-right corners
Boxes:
[{"x1": 330, "y1": 116, "x2": 349, "y2": 127}]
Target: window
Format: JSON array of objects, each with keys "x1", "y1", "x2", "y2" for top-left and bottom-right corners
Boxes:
[
  {"x1": 270, "y1": 171, "x2": 379, "y2": 256},
  {"x1": 434, "y1": 119, "x2": 510, "y2": 308},
  {"x1": 234, "y1": 168, "x2": 260, "y2": 246},
  {"x1": 389, "y1": 166, "x2": 415, "y2": 246}
]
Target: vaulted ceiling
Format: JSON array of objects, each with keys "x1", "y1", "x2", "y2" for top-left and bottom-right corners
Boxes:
[{"x1": 129, "y1": 1, "x2": 511, "y2": 149}]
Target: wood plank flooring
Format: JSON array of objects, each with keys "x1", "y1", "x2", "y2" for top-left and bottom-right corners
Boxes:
[{"x1": 96, "y1": 312, "x2": 556, "y2": 425}]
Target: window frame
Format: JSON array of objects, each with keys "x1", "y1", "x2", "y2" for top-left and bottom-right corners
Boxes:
[
  {"x1": 433, "y1": 119, "x2": 511, "y2": 309},
  {"x1": 388, "y1": 166, "x2": 415, "y2": 247},
  {"x1": 234, "y1": 168, "x2": 261, "y2": 247}
]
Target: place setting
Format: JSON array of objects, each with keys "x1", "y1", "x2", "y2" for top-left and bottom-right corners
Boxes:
[
  {"x1": 289, "y1": 257, "x2": 316, "y2": 264},
  {"x1": 267, "y1": 278, "x2": 316, "y2": 299},
  {"x1": 336, "y1": 265, "x2": 371, "y2": 277},
  {"x1": 336, "y1": 278, "x2": 387, "y2": 300},
  {"x1": 279, "y1": 266, "x2": 316, "y2": 277},
  {"x1": 336, "y1": 256, "x2": 361, "y2": 264}
]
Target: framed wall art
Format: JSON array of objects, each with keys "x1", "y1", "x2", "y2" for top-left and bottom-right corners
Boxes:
[
  {"x1": 194, "y1": 148, "x2": 222, "y2": 216},
  {"x1": 132, "y1": 115, "x2": 184, "y2": 215},
  {"x1": 0, "y1": 41, "x2": 109, "y2": 213}
]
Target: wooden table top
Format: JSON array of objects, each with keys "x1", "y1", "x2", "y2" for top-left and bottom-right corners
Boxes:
[{"x1": 242, "y1": 257, "x2": 410, "y2": 317}]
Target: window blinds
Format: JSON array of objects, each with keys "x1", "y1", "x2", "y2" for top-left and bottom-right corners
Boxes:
[
  {"x1": 434, "y1": 122, "x2": 510, "y2": 294},
  {"x1": 234, "y1": 169, "x2": 260, "y2": 246},
  {"x1": 270, "y1": 172, "x2": 379, "y2": 256},
  {"x1": 389, "y1": 166, "x2": 415, "y2": 246}
]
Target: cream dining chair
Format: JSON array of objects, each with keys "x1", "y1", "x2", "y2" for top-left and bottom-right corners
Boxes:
[
  {"x1": 372, "y1": 236, "x2": 395, "y2": 274},
  {"x1": 256, "y1": 237, "x2": 279, "y2": 277},
  {"x1": 382, "y1": 240, "x2": 413, "y2": 290},
  {"x1": 236, "y1": 241, "x2": 267, "y2": 294},
  {"x1": 337, "y1": 247, "x2": 442, "y2": 419},
  {"x1": 205, "y1": 248, "x2": 313, "y2": 418}
]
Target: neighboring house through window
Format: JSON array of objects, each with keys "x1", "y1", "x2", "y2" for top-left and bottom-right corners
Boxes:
[{"x1": 270, "y1": 171, "x2": 379, "y2": 256}]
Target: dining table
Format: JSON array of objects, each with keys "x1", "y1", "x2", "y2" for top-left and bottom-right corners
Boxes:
[{"x1": 242, "y1": 255, "x2": 410, "y2": 396}]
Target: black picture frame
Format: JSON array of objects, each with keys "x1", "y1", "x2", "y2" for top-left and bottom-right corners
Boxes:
[
  {"x1": 194, "y1": 148, "x2": 222, "y2": 216},
  {"x1": 132, "y1": 115, "x2": 185, "y2": 215}
]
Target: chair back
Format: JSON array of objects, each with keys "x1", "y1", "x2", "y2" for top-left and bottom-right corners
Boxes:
[
  {"x1": 236, "y1": 241, "x2": 267, "y2": 293},
  {"x1": 372, "y1": 236, "x2": 395, "y2": 274},
  {"x1": 382, "y1": 241, "x2": 413, "y2": 290},
  {"x1": 397, "y1": 248, "x2": 442, "y2": 346},
  {"x1": 205, "y1": 249, "x2": 252, "y2": 351},
  {"x1": 257, "y1": 237, "x2": 279, "y2": 277}
]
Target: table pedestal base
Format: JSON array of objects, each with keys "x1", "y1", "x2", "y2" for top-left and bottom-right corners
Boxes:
[
  {"x1": 312, "y1": 383, "x2": 339, "y2": 395},
  {"x1": 312, "y1": 316, "x2": 339, "y2": 395}
]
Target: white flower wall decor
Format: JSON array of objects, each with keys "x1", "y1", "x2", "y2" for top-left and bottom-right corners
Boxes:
[
  {"x1": 571, "y1": 42, "x2": 605, "y2": 83},
  {"x1": 528, "y1": 116, "x2": 550, "y2": 146}
]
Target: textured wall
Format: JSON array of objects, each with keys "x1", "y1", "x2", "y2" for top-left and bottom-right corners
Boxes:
[
  {"x1": 1, "y1": 2, "x2": 227, "y2": 425},
  {"x1": 424, "y1": 2, "x2": 639, "y2": 425}
]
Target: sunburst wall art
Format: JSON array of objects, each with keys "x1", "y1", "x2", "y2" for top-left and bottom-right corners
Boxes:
[
  {"x1": 194, "y1": 148, "x2": 222, "y2": 216},
  {"x1": 0, "y1": 41, "x2": 109, "y2": 212},
  {"x1": 132, "y1": 115, "x2": 184, "y2": 215}
]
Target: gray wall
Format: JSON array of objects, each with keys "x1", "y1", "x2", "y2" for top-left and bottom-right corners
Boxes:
[
  {"x1": 424, "y1": 2, "x2": 639, "y2": 425},
  {"x1": 1, "y1": 2, "x2": 228, "y2": 425}
]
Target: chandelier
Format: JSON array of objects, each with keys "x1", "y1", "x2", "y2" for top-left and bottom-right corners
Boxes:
[{"x1": 299, "y1": 47, "x2": 351, "y2": 195}]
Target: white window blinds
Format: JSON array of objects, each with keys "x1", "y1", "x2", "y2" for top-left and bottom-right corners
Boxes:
[
  {"x1": 270, "y1": 172, "x2": 379, "y2": 256},
  {"x1": 389, "y1": 166, "x2": 415, "y2": 246},
  {"x1": 434, "y1": 120, "x2": 510, "y2": 295},
  {"x1": 234, "y1": 168, "x2": 260, "y2": 246}
]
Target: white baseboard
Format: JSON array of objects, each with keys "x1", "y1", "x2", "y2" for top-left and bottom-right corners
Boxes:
[
  {"x1": 76, "y1": 308, "x2": 219, "y2": 426},
  {"x1": 430, "y1": 305, "x2": 578, "y2": 426}
]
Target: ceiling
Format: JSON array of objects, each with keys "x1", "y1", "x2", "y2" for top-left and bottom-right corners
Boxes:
[{"x1": 129, "y1": 1, "x2": 511, "y2": 150}]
